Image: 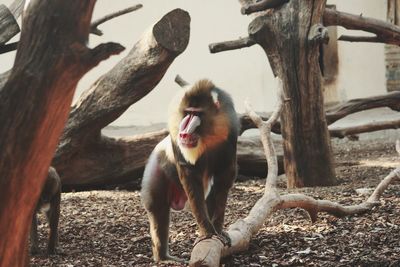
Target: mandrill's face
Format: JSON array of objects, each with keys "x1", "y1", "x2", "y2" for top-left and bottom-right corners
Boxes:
[{"x1": 178, "y1": 108, "x2": 202, "y2": 148}]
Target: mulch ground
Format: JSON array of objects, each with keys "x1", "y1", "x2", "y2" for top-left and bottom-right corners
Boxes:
[{"x1": 31, "y1": 137, "x2": 400, "y2": 266}]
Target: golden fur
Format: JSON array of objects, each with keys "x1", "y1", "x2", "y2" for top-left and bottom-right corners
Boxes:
[{"x1": 167, "y1": 79, "x2": 230, "y2": 164}]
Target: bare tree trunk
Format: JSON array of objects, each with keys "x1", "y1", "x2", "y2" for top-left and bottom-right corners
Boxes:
[
  {"x1": 248, "y1": 0, "x2": 336, "y2": 188},
  {"x1": 0, "y1": 0, "x2": 123, "y2": 265}
]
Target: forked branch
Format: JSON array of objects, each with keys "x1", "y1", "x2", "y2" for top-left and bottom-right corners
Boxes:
[
  {"x1": 324, "y1": 8, "x2": 400, "y2": 45},
  {"x1": 189, "y1": 78, "x2": 400, "y2": 267}
]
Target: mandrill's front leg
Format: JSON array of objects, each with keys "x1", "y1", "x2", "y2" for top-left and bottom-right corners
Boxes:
[
  {"x1": 206, "y1": 164, "x2": 236, "y2": 246},
  {"x1": 177, "y1": 165, "x2": 221, "y2": 244}
]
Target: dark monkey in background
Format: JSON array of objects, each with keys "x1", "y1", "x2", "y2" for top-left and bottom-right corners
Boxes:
[
  {"x1": 141, "y1": 79, "x2": 239, "y2": 262},
  {"x1": 30, "y1": 167, "x2": 61, "y2": 255}
]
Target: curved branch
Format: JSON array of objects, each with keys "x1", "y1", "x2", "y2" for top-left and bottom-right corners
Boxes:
[
  {"x1": 209, "y1": 37, "x2": 256, "y2": 53},
  {"x1": 245, "y1": 79, "x2": 283, "y2": 189}
]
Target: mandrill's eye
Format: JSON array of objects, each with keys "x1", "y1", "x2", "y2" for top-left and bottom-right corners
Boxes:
[
  {"x1": 184, "y1": 107, "x2": 204, "y2": 117},
  {"x1": 186, "y1": 111, "x2": 203, "y2": 117}
]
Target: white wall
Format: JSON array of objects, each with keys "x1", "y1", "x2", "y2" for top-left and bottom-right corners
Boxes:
[
  {"x1": 328, "y1": 0, "x2": 386, "y2": 101},
  {"x1": 0, "y1": 0, "x2": 387, "y2": 127}
]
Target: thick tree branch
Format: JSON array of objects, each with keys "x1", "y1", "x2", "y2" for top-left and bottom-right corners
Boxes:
[
  {"x1": 324, "y1": 8, "x2": 400, "y2": 45},
  {"x1": 0, "y1": 41, "x2": 17, "y2": 54},
  {"x1": 329, "y1": 119, "x2": 400, "y2": 139},
  {"x1": 90, "y1": 4, "x2": 143, "y2": 36},
  {"x1": 209, "y1": 36, "x2": 256, "y2": 53},
  {"x1": 0, "y1": 4, "x2": 20, "y2": 45},
  {"x1": 241, "y1": 0, "x2": 290, "y2": 15},
  {"x1": 338, "y1": 35, "x2": 383, "y2": 43}
]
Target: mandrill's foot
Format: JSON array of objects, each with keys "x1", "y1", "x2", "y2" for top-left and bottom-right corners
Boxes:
[
  {"x1": 219, "y1": 230, "x2": 232, "y2": 247},
  {"x1": 194, "y1": 231, "x2": 231, "y2": 247},
  {"x1": 156, "y1": 254, "x2": 187, "y2": 264}
]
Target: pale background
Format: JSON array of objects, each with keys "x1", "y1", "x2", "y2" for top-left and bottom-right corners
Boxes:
[{"x1": 0, "y1": 0, "x2": 389, "y2": 128}]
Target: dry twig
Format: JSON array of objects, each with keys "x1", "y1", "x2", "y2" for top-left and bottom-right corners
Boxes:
[{"x1": 90, "y1": 4, "x2": 143, "y2": 36}]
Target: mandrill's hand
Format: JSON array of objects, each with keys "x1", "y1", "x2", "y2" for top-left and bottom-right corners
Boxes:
[{"x1": 194, "y1": 231, "x2": 231, "y2": 247}]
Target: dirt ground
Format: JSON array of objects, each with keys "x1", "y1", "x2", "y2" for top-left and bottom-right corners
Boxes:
[{"x1": 30, "y1": 135, "x2": 400, "y2": 267}]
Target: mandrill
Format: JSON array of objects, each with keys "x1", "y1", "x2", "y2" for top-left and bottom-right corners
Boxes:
[
  {"x1": 141, "y1": 79, "x2": 239, "y2": 262},
  {"x1": 30, "y1": 167, "x2": 61, "y2": 255}
]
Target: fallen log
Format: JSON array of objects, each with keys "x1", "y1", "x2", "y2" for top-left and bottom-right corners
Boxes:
[{"x1": 61, "y1": 131, "x2": 285, "y2": 191}]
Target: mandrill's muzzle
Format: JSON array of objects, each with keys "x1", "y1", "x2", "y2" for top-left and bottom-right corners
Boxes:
[{"x1": 179, "y1": 114, "x2": 201, "y2": 148}]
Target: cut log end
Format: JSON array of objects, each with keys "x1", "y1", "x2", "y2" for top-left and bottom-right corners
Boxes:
[
  {"x1": 248, "y1": 16, "x2": 266, "y2": 37},
  {"x1": 153, "y1": 8, "x2": 190, "y2": 53}
]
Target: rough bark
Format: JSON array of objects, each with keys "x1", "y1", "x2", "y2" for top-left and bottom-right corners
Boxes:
[
  {"x1": 0, "y1": 4, "x2": 19, "y2": 45},
  {"x1": 248, "y1": 0, "x2": 336, "y2": 188},
  {"x1": 0, "y1": 0, "x2": 124, "y2": 266},
  {"x1": 53, "y1": 9, "x2": 191, "y2": 189}
]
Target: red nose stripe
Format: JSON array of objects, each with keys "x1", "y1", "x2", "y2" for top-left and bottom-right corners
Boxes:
[{"x1": 179, "y1": 114, "x2": 193, "y2": 132}]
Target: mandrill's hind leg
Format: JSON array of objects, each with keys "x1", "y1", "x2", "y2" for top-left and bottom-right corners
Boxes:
[{"x1": 141, "y1": 153, "x2": 184, "y2": 263}]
